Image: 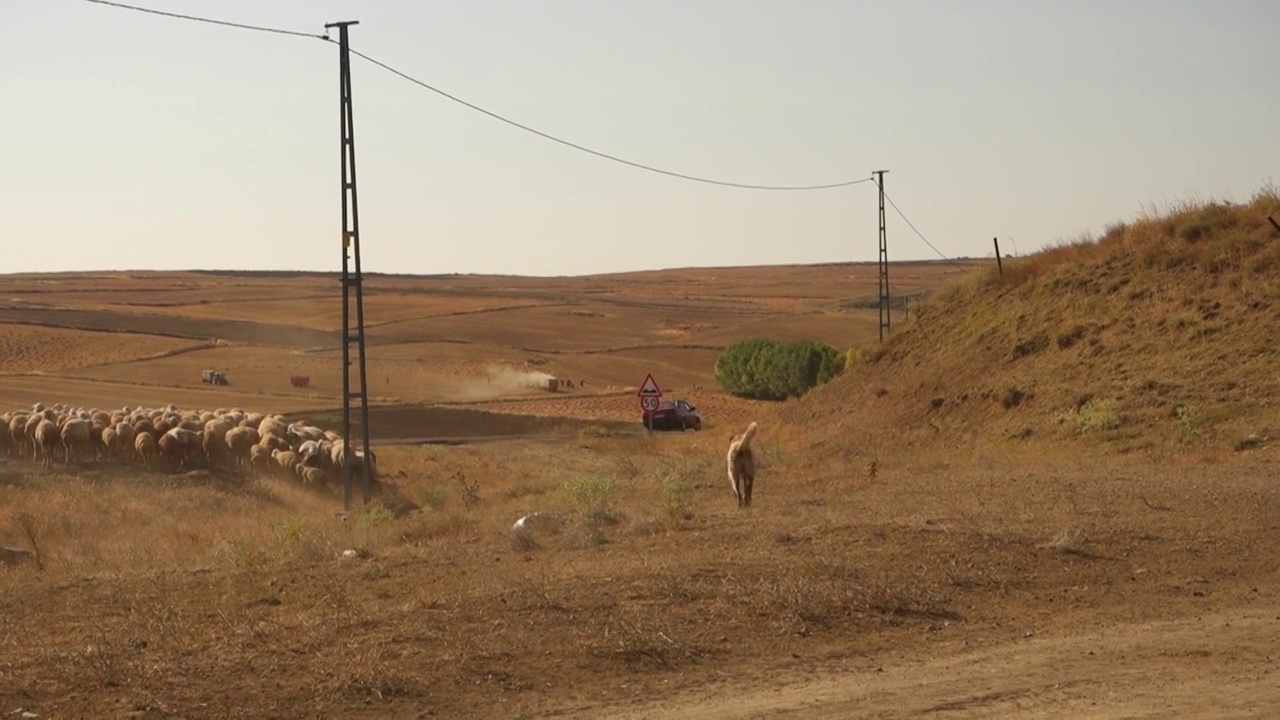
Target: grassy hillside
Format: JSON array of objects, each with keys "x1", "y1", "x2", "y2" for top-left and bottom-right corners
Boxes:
[{"x1": 788, "y1": 186, "x2": 1280, "y2": 463}]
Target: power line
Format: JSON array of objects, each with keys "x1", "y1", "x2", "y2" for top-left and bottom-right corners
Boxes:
[
  {"x1": 78, "y1": 0, "x2": 330, "y2": 40},
  {"x1": 882, "y1": 190, "x2": 963, "y2": 267},
  {"x1": 79, "y1": 0, "x2": 875, "y2": 191},
  {"x1": 347, "y1": 48, "x2": 875, "y2": 192}
]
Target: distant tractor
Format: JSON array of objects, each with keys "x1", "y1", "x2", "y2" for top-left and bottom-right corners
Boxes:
[
  {"x1": 290, "y1": 375, "x2": 311, "y2": 388},
  {"x1": 201, "y1": 369, "x2": 229, "y2": 386}
]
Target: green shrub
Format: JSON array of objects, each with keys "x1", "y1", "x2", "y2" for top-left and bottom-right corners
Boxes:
[
  {"x1": 560, "y1": 475, "x2": 617, "y2": 514},
  {"x1": 418, "y1": 485, "x2": 448, "y2": 511},
  {"x1": 355, "y1": 506, "x2": 394, "y2": 530},
  {"x1": 714, "y1": 338, "x2": 845, "y2": 400},
  {"x1": 1058, "y1": 398, "x2": 1122, "y2": 436}
]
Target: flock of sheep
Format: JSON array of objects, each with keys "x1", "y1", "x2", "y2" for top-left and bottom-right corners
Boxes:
[{"x1": 0, "y1": 402, "x2": 376, "y2": 490}]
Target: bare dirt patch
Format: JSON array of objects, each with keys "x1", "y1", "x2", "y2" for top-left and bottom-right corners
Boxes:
[
  {"x1": 606, "y1": 606, "x2": 1280, "y2": 719},
  {"x1": 0, "y1": 323, "x2": 205, "y2": 374}
]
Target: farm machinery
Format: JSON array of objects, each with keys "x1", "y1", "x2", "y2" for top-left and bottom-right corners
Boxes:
[{"x1": 201, "y1": 369, "x2": 229, "y2": 386}]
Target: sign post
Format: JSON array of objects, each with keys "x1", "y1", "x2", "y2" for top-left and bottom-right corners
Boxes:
[{"x1": 637, "y1": 373, "x2": 663, "y2": 433}]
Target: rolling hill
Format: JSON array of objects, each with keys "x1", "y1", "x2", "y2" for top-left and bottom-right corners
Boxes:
[{"x1": 786, "y1": 187, "x2": 1280, "y2": 464}]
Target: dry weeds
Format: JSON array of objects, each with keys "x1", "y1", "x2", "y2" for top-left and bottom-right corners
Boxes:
[{"x1": 2, "y1": 195, "x2": 1280, "y2": 716}]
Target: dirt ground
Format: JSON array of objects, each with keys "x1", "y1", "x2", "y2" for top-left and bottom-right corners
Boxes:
[
  {"x1": 609, "y1": 606, "x2": 1280, "y2": 719},
  {"x1": 2, "y1": 261, "x2": 1279, "y2": 718},
  {"x1": 3, "y1": 443, "x2": 1276, "y2": 719}
]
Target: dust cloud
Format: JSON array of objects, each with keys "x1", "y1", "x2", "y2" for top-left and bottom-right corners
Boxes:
[{"x1": 445, "y1": 364, "x2": 557, "y2": 402}]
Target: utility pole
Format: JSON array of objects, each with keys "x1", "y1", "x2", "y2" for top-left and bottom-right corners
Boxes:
[
  {"x1": 873, "y1": 170, "x2": 890, "y2": 342},
  {"x1": 326, "y1": 20, "x2": 374, "y2": 512}
]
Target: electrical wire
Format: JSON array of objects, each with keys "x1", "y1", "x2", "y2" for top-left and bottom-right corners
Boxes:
[
  {"x1": 347, "y1": 48, "x2": 874, "y2": 192},
  {"x1": 77, "y1": 1, "x2": 969, "y2": 267},
  {"x1": 79, "y1": 0, "x2": 876, "y2": 192},
  {"x1": 882, "y1": 190, "x2": 965, "y2": 267},
  {"x1": 79, "y1": 0, "x2": 330, "y2": 40}
]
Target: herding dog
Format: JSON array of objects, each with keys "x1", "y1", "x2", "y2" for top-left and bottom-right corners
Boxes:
[{"x1": 727, "y1": 422, "x2": 759, "y2": 509}]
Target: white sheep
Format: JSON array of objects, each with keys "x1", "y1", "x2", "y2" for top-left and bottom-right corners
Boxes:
[
  {"x1": 3, "y1": 402, "x2": 372, "y2": 491},
  {"x1": 60, "y1": 418, "x2": 92, "y2": 465}
]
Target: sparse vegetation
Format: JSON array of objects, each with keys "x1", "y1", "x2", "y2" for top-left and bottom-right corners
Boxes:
[
  {"x1": 792, "y1": 187, "x2": 1280, "y2": 456},
  {"x1": 3, "y1": 191, "x2": 1280, "y2": 716},
  {"x1": 1012, "y1": 333, "x2": 1050, "y2": 359},
  {"x1": 1061, "y1": 397, "x2": 1123, "y2": 436},
  {"x1": 417, "y1": 484, "x2": 449, "y2": 511},
  {"x1": 1002, "y1": 386, "x2": 1030, "y2": 409},
  {"x1": 1050, "y1": 528, "x2": 1095, "y2": 557},
  {"x1": 1174, "y1": 404, "x2": 1201, "y2": 444},
  {"x1": 560, "y1": 474, "x2": 617, "y2": 514},
  {"x1": 455, "y1": 471, "x2": 482, "y2": 508},
  {"x1": 658, "y1": 477, "x2": 694, "y2": 520}
]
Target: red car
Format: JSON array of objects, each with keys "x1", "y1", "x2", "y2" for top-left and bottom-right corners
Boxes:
[{"x1": 643, "y1": 399, "x2": 703, "y2": 431}]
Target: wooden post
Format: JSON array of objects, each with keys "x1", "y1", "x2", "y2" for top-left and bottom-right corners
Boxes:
[
  {"x1": 1268, "y1": 216, "x2": 1280, "y2": 234},
  {"x1": 994, "y1": 237, "x2": 1004, "y2": 277}
]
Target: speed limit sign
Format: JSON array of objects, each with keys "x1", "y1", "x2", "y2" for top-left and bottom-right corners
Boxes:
[{"x1": 641, "y1": 396, "x2": 660, "y2": 412}]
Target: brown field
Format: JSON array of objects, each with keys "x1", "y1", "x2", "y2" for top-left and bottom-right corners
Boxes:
[
  {"x1": 0, "y1": 324, "x2": 209, "y2": 374},
  {"x1": 98, "y1": 294, "x2": 560, "y2": 333},
  {"x1": 0, "y1": 262, "x2": 950, "y2": 417},
  {"x1": 3, "y1": 191, "x2": 1280, "y2": 718}
]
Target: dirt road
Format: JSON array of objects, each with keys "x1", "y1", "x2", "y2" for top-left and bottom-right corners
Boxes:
[
  {"x1": 0, "y1": 374, "x2": 334, "y2": 414},
  {"x1": 600, "y1": 606, "x2": 1280, "y2": 719}
]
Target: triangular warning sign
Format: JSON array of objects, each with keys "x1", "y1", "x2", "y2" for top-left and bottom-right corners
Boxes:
[{"x1": 637, "y1": 373, "x2": 663, "y2": 397}]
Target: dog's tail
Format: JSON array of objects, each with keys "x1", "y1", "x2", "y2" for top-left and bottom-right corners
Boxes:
[{"x1": 737, "y1": 421, "x2": 758, "y2": 451}]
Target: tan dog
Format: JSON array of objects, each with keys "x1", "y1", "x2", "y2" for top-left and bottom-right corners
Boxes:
[{"x1": 727, "y1": 422, "x2": 759, "y2": 509}]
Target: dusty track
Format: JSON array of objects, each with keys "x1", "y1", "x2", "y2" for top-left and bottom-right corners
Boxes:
[
  {"x1": 602, "y1": 606, "x2": 1280, "y2": 718},
  {"x1": 296, "y1": 403, "x2": 639, "y2": 441}
]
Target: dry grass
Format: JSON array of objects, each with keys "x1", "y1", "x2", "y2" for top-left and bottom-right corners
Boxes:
[
  {"x1": 3, "y1": 193, "x2": 1280, "y2": 716},
  {"x1": 0, "y1": 466, "x2": 349, "y2": 575},
  {"x1": 0, "y1": 261, "x2": 950, "y2": 412},
  {"x1": 793, "y1": 186, "x2": 1280, "y2": 460},
  {"x1": 2, "y1": 406, "x2": 1279, "y2": 717}
]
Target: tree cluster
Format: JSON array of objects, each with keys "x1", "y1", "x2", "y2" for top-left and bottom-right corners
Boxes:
[{"x1": 714, "y1": 338, "x2": 845, "y2": 400}]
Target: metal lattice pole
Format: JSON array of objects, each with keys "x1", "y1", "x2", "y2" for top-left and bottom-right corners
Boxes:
[
  {"x1": 873, "y1": 169, "x2": 890, "y2": 342},
  {"x1": 327, "y1": 20, "x2": 374, "y2": 511}
]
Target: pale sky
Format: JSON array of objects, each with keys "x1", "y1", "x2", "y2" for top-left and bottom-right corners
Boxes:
[{"x1": 4, "y1": 1, "x2": 1277, "y2": 277}]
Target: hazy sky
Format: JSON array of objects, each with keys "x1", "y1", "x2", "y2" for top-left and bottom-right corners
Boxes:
[{"x1": 4, "y1": 1, "x2": 1277, "y2": 277}]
